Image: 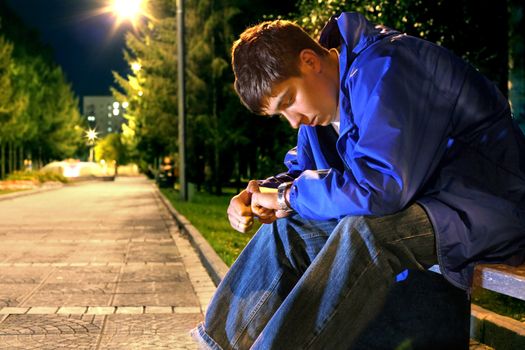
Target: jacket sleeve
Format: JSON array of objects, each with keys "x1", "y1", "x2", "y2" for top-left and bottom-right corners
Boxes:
[{"x1": 289, "y1": 40, "x2": 463, "y2": 220}]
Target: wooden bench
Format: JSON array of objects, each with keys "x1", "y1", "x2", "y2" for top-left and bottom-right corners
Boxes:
[
  {"x1": 473, "y1": 263, "x2": 525, "y2": 301},
  {"x1": 470, "y1": 263, "x2": 525, "y2": 350}
]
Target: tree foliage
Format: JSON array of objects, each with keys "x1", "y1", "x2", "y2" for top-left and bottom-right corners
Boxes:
[
  {"x1": 113, "y1": 0, "x2": 297, "y2": 193},
  {"x1": 296, "y1": 0, "x2": 509, "y2": 95},
  {"x1": 0, "y1": 4, "x2": 84, "y2": 178}
]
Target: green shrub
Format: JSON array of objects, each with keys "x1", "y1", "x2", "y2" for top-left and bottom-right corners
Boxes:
[{"x1": 6, "y1": 170, "x2": 68, "y2": 183}]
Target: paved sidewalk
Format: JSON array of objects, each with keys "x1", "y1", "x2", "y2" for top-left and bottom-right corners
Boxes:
[{"x1": 0, "y1": 177, "x2": 215, "y2": 349}]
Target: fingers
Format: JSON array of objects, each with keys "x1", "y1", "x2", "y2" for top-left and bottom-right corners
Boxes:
[
  {"x1": 275, "y1": 209, "x2": 293, "y2": 219},
  {"x1": 229, "y1": 214, "x2": 254, "y2": 233},
  {"x1": 246, "y1": 180, "x2": 260, "y2": 194},
  {"x1": 227, "y1": 183, "x2": 292, "y2": 233},
  {"x1": 257, "y1": 213, "x2": 277, "y2": 224},
  {"x1": 251, "y1": 192, "x2": 279, "y2": 211}
]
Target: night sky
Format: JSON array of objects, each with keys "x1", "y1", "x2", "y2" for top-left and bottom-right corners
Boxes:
[{"x1": 4, "y1": 0, "x2": 131, "y2": 98}]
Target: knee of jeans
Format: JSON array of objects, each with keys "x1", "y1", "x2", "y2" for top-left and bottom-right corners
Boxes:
[{"x1": 269, "y1": 215, "x2": 333, "y2": 269}]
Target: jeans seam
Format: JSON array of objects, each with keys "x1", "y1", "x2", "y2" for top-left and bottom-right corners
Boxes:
[
  {"x1": 192, "y1": 323, "x2": 224, "y2": 350},
  {"x1": 231, "y1": 270, "x2": 284, "y2": 348},
  {"x1": 385, "y1": 232, "x2": 433, "y2": 245},
  {"x1": 304, "y1": 251, "x2": 379, "y2": 349}
]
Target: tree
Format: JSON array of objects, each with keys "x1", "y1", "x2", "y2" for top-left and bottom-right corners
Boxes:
[
  {"x1": 0, "y1": 3, "x2": 84, "y2": 177},
  {"x1": 112, "y1": 0, "x2": 179, "y2": 174},
  {"x1": 295, "y1": 0, "x2": 509, "y2": 95}
]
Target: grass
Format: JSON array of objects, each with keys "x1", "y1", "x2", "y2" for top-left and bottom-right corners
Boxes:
[
  {"x1": 0, "y1": 189, "x2": 28, "y2": 195},
  {"x1": 6, "y1": 170, "x2": 68, "y2": 183},
  {"x1": 161, "y1": 186, "x2": 525, "y2": 322},
  {"x1": 160, "y1": 187, "x2": 260, "y2": 266},
  {"x1": 472, "y1": 287, "x2": 525, "y2": 322}
]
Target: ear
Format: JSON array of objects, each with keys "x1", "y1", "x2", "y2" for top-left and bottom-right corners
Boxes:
[{"x1": 298, "y1": 49, "x2": 321, "y2": 74}]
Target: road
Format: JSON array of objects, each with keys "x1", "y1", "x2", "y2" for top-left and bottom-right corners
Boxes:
[{"x1": 0, "y1": 177, "x2": 215, "y2": 349}]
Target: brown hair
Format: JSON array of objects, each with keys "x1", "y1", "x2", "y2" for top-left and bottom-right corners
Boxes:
[{"x1": 231, "y1": 20, "x2": 328, "y2": 115}]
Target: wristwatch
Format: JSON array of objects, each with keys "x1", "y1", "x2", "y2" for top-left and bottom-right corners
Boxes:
[{"x1": 277, "y1": 182, "x2": 293, "y2": 212}]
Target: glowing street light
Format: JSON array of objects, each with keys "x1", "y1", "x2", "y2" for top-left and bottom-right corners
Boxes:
[
  {"x1": 85, "y1": 128, "x2": 99, "y2": 162},
  {"x1": 85, "y1": 128, "x2": 98, "y2": 143},
  {"x1": 111, "y1": 0, "x2": 144, "y2": 25}
]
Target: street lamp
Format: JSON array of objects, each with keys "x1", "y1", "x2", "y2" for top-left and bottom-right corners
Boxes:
[
  {"x1": 85, "y1": 128, "x2": 99, "y2": 162},
  {"x1": 110, "y1": 0, "x2": 145, "y2": 28},
  {"x1": 106, "y1": 0, "x2": 188, "y2": 200}
]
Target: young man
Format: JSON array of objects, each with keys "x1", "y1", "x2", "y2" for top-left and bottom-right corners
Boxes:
[{"x1": 191, "y1": 12, "x2": 525, "y2": 349}]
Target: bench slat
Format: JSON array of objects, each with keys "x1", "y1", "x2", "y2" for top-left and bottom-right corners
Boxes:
[{"x1": 473, "y1": 264, "x2": 525, "y2": 301}]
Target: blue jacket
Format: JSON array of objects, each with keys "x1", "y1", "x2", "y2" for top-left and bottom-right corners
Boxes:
[{"x1": 281, "y1": 13, "x2": 525, "y2": 290}]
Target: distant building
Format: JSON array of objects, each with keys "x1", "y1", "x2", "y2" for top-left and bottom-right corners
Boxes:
[{"x1": 82, "y1": 96, "x2": 128, "y2": 136}]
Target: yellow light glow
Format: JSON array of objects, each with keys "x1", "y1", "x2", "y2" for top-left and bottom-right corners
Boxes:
[
  {"x1": 131, "y1": 62, "x2": 142, "y2": 73},
  {"x1": 112, "y1": 0, "x2": 143, "y2": 22},
  {"x1": 85, "y1": 128, "x2": 99, "y2": 142}
]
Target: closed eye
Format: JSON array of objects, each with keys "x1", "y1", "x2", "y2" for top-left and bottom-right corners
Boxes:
[{"x1": 283, "y1": 96, "x2": 294, "y2": 108}]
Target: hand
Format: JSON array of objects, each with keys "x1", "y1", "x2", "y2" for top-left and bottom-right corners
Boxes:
[
  {"x1": 247, "y1": 180, "x2": 278, "y2": 224},
  {"x1": 227, "y1": 188, "x2": 254, "y2": 233},
  {"x1": 251, "y1": 190, "x2": 293, "y2": 221}
]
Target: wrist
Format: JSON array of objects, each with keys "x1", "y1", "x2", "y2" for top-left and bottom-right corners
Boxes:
[{"x1": 277, "y1": 182, "x2": 293, "y2": 211}]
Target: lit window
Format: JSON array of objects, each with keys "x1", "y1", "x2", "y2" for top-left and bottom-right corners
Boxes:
[
  {"x1": 113, "y1": 102, "x2": 120, "y2": 109},
  {"x1": 122, "y1": 101, "x2": 129, "y2": 108},
  {"x1": 108, "y1": 127, "x2": 113, "y2": 132},
  {"x1": 113, "y1": 109, "x2": 120, "y2": 116}
]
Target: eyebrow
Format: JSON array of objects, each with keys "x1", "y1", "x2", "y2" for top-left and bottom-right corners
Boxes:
[{"x1": 268, "y1": 87, "x2": 290, "y2": 115}]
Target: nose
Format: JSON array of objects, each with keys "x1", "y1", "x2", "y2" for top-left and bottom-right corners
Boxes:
[{"x1": 281, "y1": 111, "x2": 304, "y2": 129}]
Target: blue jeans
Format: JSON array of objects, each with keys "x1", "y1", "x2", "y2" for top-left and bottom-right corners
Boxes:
[{"x1": 191, "y1": 204, "x2": 437, "y2": 349}]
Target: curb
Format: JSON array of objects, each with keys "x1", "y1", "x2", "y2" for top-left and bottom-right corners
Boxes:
[
  {"x1": 154, "y1": 186, "x2": 229, "y2": 287},
  {"x1": 0, "y1": 178, "x2": 114, "y2": 202},
  {"x1": 471, "y1": 304, "x2": 525, "y2": 349},
  {"x1": 0, "y1": 184, "x2": 64, "y2": 202}
]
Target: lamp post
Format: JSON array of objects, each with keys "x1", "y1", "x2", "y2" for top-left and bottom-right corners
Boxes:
[
  {"x1": 85, "y1": 128, "x2": 98, "y2": 162},
  {"x1": 176, "y1": 0, "x2": 187, "y2": 201},
  {"x1": 108, "y1": 0, "x2": 188, "y2": 200}
]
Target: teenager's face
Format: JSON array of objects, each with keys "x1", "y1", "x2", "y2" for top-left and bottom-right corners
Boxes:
[{"x1": 264, "y1": 50, "x2": 338, "y2": 129}]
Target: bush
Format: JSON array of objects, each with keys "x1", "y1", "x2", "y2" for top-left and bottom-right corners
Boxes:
[{"x1": 6, "y1": 170, "x2": 68, "y2": 183}]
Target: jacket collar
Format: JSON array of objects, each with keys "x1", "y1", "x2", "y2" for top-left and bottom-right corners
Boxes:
[
  {"x1": 319, "y1": 12, "x2": 399, "y2": 57},
  {"x1": 319, "y1": 13, "x2": 399, "y2": 153}
]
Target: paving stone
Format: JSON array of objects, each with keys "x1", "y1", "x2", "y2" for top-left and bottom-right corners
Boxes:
[
  {"x1": 0, "y1": 333, "x2": 99, "y2": 349},
  {"x1": 0, "y1": 307, "x2": 29, "y2": 315},
  {"x1": 0, "y1": 267, "x2": 52, "y2": 284},
  {"x1": 115, "y1": 282, "x2": 184, "y2": 294},
  {"x1": 145, "y1": 306, "x2": 173, "y2": 314},
  {"x1": 103, "y1": 314, "x2": 202, "y2": 335},
  {"x1": 86, "y1": 306, "x2": 116, "y2": 315},
  {"x1": 36, "y1": 283, "x2": 114, "y2": 294},
  {"x1": 57, "y1": 307, "x2": 87, "y2": 314},
  {"x1": 26, "y1": 294, "x2": 112, "y2": 307},
  {"x1": 115, "y1": 307, "x2": 143, "y2": 314},
  {"x1": 0, "y1": 178, "x2": 206, "y2": 348},
  {"x1": 26, "y1": 307, "x2": 58, "y2": 315},
  {"x1": 112, "y1": 292, "x2": 198, "y2": 307},
  {"x1": 174, "y1": 307, "x2": 201, "y2": 314},
  {"x1": 0, "y1": 314, "x2": 104, "y2": 335},
  {"x1": 47, "y1": 267, "x2": 120, "y2": 284},
  {"x1": 0, "y1": 284, "x2": 38, "y2": 307},
  {"x1": 120, "y1": 265, "x2": 189, "y2": 283}
]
